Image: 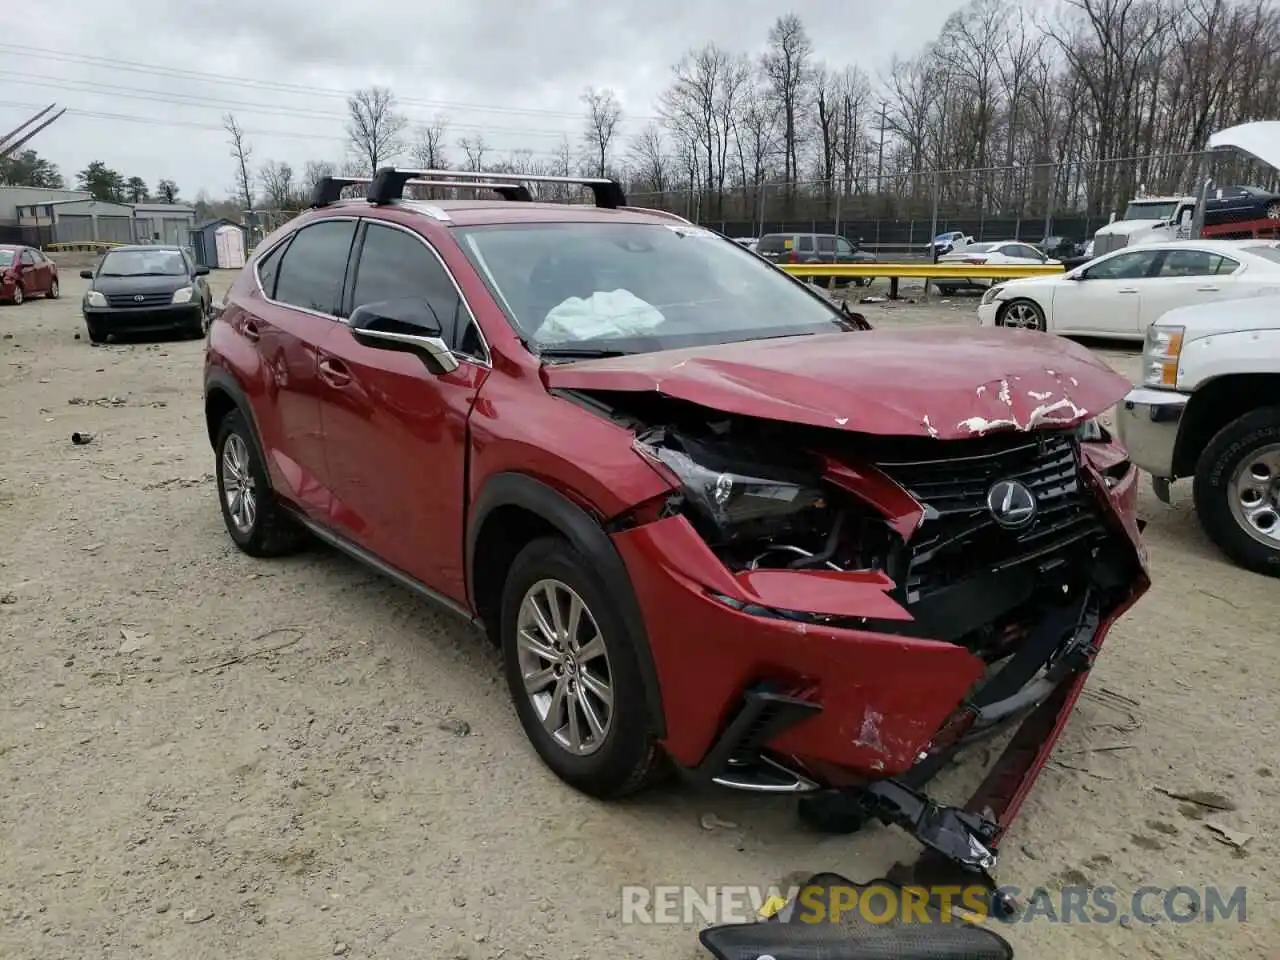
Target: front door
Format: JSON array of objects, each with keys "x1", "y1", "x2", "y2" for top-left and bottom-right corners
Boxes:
[
  {"x1": 1051, "y1": 248, "x2": 1160, "y2": 336},
  {"x1": 244, "y1": 218, "x2": 357, "y2": 518},
  {"x1": 316, "y1": 220, "x2": 488, "y2": 601}
]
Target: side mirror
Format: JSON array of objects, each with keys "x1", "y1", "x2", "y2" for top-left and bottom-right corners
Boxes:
[
  {"x1": 79, "y1": 269, "x2": 93, "y2": 279},
  {"x1": 194, "y1": 265, "x2": 210, "y2": 276},
  {"x1": 348, "y1": 299, "x2": 459, "y2": 375}
]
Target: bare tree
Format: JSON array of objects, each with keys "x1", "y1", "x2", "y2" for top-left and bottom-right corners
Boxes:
[
  {"x1": 761, "y1": 14, "x2": 812, "y2": 197},
  {"x1": 581, "y1": 87, "x2": 623, "y2": 176},
  {"x1": 346, "y1": 86, "x2": 407, "y2": 174},
  {"x1": 410, "y1": 115, "x2": 451, "y2": 169},
  {"x1": 628, "y1": 123, "x2": 672, "y2": 193},
  {"x1": 457, "y1": 136, "x2": 489, "y2": 171},
  {"x1": 223, "y1": 113, "x2": 254, "y2": 211},
  {"x1": 259, "y1": 160, "x2": 298, "y2": 211}
]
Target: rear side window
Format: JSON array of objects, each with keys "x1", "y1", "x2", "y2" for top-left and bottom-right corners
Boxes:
[
  {"x1": 350, "y1": 222, "x2": 480, "y2": 356},
  {"x1": 273, "y1": 220, "x2": 357, "y2": 314},
  {"x1": 255, "y1": 241, "x2": 288, "y2": 298},
  {"x1": 755, "y1": 236, "x2": 787, "y2": 254},
  {"x1": 797, "y1": 236, "x2": 814, "y2": 252}
]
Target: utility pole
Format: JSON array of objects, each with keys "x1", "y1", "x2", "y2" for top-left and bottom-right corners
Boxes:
[{"x1": 876, "y1": 101, "x2": 888, "y2": 193}]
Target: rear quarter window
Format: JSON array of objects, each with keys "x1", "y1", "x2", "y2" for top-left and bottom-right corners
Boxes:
[{"x1": 755, "y1": 236, "x2": 787, "y2": 254}]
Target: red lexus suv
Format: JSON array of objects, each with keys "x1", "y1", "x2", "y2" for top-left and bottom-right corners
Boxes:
[{"x1": 204, "y1": 168, "x2": 1148, "y2": 873}]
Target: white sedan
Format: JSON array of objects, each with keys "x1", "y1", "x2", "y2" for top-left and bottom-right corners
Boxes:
[
  {"x1": 977, "y1": 239, "x2": 1280, "y2": 340},
  {"x1": 936, "y1": 241, "x2": 1058, "y2": 295}
]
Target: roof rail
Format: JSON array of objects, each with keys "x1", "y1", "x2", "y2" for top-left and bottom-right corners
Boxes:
[
  {"x1": 311, "y1": 174, "x2": 535, "y2": 208},
  {"x1": 366, "y1": 167, "x2": 627, "y2": 209}
]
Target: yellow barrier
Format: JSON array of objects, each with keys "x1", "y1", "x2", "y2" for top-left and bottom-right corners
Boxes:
[
  {"x1": 778, "y1": 261, "x2": 1064, "y2": 299},
  {"x1": 779, "y1": 262, "x2": 1065, "y2": 279},
  {"x1": 45, "y1": 241, "x2": 128, "y2": 253}
]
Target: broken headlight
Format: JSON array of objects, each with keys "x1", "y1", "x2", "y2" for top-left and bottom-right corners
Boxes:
[
  {"x1": 1075, "y1": 418, "x2": 1107, "y2": 442},
  {"x1": 635, "y1": 436, "x2": 827, "y2": 545}
]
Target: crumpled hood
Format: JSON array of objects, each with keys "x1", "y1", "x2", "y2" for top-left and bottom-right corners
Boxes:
[{"x1": 544, "y1": 327, "x2": 1131, "y2": 439}]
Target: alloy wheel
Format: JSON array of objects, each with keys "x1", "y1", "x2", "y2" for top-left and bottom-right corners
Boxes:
[
  {"x1": 1228, "y1": 442, "x2": 1280, "y2": 548},
  {"x1": 1002, "y1": 302, "x2": 1042, "y2": 330},
  {"x1": 11, "y1": 286, "x2": 21, "y2": 305},
  {"x1": 516, "y1": 578, "x2": 614, "y2": 756},
  {"x1": 220, "y1": 433, "x2": 258, "y2": 534}
]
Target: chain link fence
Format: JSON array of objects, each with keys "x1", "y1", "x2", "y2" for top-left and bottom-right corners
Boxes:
[{"x1": 627, "y1": 149, "x2": 1279, "y2": 252}]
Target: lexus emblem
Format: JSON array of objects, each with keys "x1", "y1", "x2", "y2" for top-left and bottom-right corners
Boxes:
[
  {"x1": 987, "y1": 479, "x2": 1037, "y2": 529},
  {"x1": 134, "y1": 295, "x2": 145, "y2": 301}
]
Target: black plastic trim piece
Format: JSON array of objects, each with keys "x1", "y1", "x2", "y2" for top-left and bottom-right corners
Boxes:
[{"x1": 691, "y1": 687, "x2": 822, "y2": 780}]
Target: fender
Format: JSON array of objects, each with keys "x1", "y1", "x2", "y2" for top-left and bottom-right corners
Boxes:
[
  {"x1": 467, "y1": 472, "x2": 667, "y2": 738},
  {"x1": 203, "y1": 367, "x2": 269, "y2": 469}
]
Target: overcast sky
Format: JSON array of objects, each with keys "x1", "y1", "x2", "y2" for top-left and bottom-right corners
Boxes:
[{"x1": 6, "y1": 0, "x2": 969, "y2": 202}]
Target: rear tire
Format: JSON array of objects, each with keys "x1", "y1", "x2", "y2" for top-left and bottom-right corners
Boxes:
[
  {"x1": 499, "y1": 536, "x2": 665, "y2": 799},
  {"x1": 1192, "y1": 406, "x2": 1280, "y2": 577},
  {"x1": 214, "y1": 409, "x2": 307, "y2": 557},
  {"x1": 46, "y1": 278, "x2": 60, "y2": 299},
  {"x1": 9, "y1": 284, "x2": 22, "y2": 306},
  {"x1": 1265, "y1": 200, "x2": 1280, "y2": 220}
]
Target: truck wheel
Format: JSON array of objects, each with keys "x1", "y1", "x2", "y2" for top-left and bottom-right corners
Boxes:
[{"x1": 1193, "y1": 406, "x2": 1280, "y2": 577}]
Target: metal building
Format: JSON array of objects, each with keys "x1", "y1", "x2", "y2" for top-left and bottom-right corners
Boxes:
[
  {"x1": 133, "y1": 203, "x2": 197, "y2": 246},
  {"x1": 0, "y1": 186, "x2": 91, "y2": 243},
  {"x1": 16, "y1": 198, "x2": 136, "y2": 245}
]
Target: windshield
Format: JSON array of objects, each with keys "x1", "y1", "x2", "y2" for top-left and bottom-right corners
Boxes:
[
  {"x1": 98, "y1": 249, "x2": 187, "y2": 277},
  {"x1": 453, "y1": 222, "x2": 851, "y2": 356},
  {"x1": 0, "y1": 250, "x2": 13, "y2": 268},
  {"x1": 1122, "y1": 201, "x2": 1180, "y2": 221}
]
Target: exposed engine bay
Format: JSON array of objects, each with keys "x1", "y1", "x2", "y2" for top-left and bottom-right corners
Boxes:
[{"x1": 577, "y1": 388, "x2": 1144, "y2": 660}]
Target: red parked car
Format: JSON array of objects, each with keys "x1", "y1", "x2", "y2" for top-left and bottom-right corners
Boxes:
[
  {"x1": 203, "y1": 169, "x2": 1149, "y2": 880},
  {"x1": 0, "y1": 244, "x2": 59, "y2": 304}
]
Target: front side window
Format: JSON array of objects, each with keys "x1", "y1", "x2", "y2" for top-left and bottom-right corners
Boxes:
[
  {"x1": 454, "y1": 221, "x2": 853, "y2": 358},
  {"x1": 836, "y1": 238, "x2": 855, "y2": 254},
  {"x1": 273, "y1": 220, "x2": 357, "y2": 314},
  {"x1": 1083, "y1": 250, "x2": 1159, "y2": 280},
  {"x1": 350, "y1": 222, "x2": 476, "y2": 351},
  {"x1": 20, "y1": 249, "x2": 35, "y2": 265}
]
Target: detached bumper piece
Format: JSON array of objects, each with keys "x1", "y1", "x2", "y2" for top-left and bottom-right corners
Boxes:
[{"x1": 699, "y1": 873, "x2": 1014, "y2": 960}]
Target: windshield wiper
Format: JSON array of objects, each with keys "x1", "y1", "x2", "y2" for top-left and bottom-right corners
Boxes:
[{"x1": 537, "y1": 346, "x2": 632, "y2": 361}]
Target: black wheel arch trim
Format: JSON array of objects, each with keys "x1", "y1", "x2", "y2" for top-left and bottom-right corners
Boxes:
[
  {"x1": 203, "y1": 368, "x2": 269, "y2": 469},
  {"x1": 467, "y1": 472, "x2": 667, "y2": 738}
]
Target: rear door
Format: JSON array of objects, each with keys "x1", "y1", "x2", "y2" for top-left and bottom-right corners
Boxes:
[
  {"x1": 243, "y1": 218, "x2": 358, "y2": 517},
  {"x1": 1137, "y1": 248, "x2": 1242, "y2": 330},
  {"x1": 815, "y1": 235, "x2": 837, "y2": 265},
  {"x1": 316, "y1": 219, "x2": 489, "y2": 600},
  {"x1": 18, "y1": 248, "x2": 47, "y2": 295}
]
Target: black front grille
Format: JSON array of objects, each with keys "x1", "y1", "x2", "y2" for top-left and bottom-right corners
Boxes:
[
  {"x1": 106, "y1": 292, "x2": 172, "y2": 308},
  {"x1": 874, "y1": 431, "x2": 1107, "y2": 604}
]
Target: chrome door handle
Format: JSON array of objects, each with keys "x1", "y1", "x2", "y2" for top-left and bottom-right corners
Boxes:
[
  {"x1": 1196, "y1": 285, "x2": 1219, "y2": 292},
  {"x1": 1117, "y1": 288, "x2": 1138, "y2": 294}
]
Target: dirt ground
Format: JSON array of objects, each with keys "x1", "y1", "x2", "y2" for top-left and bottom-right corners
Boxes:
[{"x1": 0, "y1": 262, "x2": 1275, "y2": 960}]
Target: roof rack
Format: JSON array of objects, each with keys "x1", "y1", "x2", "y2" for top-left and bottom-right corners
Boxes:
[
  {"x1": 309, "y1": 175, "x2": 534, "y2": 208},
  {"x1": 365, "y1": 167, "x2": 627, "y2": 209}
]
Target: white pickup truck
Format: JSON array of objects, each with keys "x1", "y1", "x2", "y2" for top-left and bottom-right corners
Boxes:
[{"x1": 1116, "y1": 294, "x2": 1280, "y2": 576}]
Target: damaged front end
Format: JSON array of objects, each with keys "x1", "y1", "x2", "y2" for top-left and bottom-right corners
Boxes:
[{"x1": 584, "y1": 388, "x2": 1149, "y2": 887}]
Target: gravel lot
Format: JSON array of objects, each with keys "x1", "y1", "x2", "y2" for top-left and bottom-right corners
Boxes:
[{"x1": 0, "y1": 263, "x2": 1275, "y2": 960}]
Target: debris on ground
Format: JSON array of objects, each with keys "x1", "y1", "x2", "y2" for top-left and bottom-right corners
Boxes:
[
  {"x1": 1204, "y1": 822, "x2": 1252, "y2": 849},
  {"x1": 438, "y1": 718, "x2": 471, "y2": 737},
  {"x1": 118, "y1": 628, "x2": 149, "y2": 654},
  {"x1": 1154, "y1": 787, "x2": 1237, "y2": 811},
  {"x1": 699, "y1": 813, "x2": 738, "y2": 831},
  {"x1": 181, "y1": 907, "x2": 214, "y2": 924},
  {"x1": 70, "y1": 432, "x2": 94, "y2": 445}
]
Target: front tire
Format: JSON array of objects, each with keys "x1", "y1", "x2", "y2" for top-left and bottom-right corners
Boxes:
[
  {"x1": 500, "y1": 536, "x2": 664, "y2": 799},
  {"x1": 997, "y1": 298, "x2": 1046, "y2": 332},
  {"x1": 1193, "y1": 406, "x2": 1280, "y2": 577},
  {"x1": 9, "y1": 285, "x2": 22, "y2": 306},
  {"x1": 214, "y1": 409, "x2": 307, "y2": 557},
  {"x1": 85, "y1": 317, "x2": 106, "y2": 344}
]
